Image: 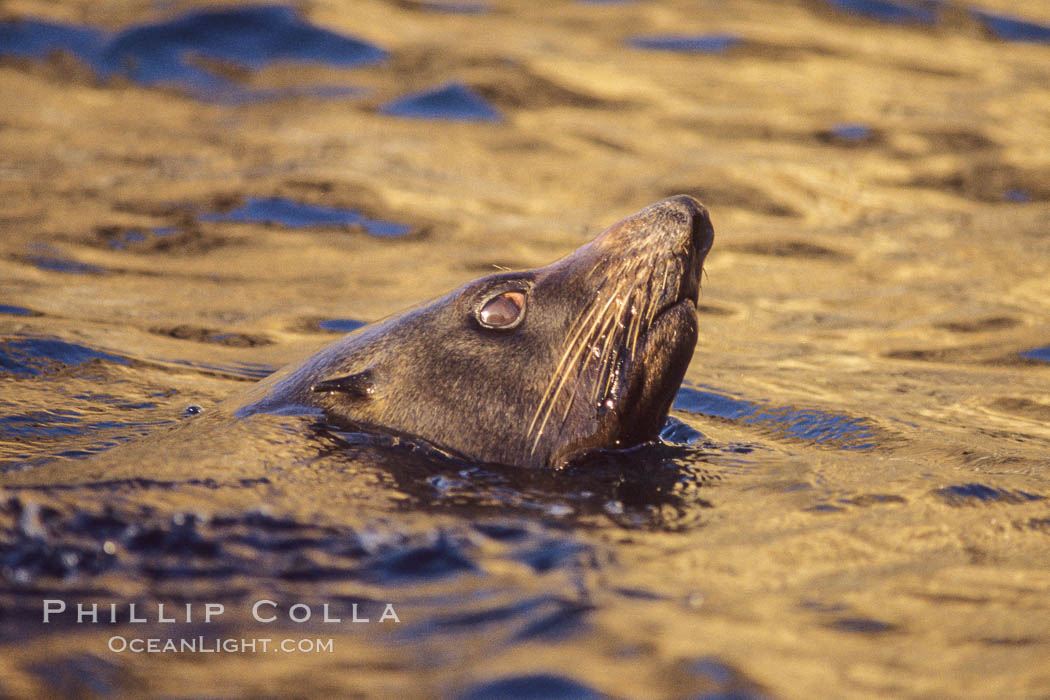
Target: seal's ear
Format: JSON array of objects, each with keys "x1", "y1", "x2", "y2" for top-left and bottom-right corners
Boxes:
[{"x1": 310, "y1": 368, "x2": 377, "y2": 399}]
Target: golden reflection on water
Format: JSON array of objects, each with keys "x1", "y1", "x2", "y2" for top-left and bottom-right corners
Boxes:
[{"x1": 1, "y1": 0, "x2": 1050, "y2": 697}]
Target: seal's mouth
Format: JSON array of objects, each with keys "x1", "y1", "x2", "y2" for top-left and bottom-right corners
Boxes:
[
  {"x1": 610, "y1": 291, "x2": 699, "y2": 449},
  {"x1": 651, "y1": 269, "x2": 700, "y2": 323},
  {"x1": 653, "y1": 295, "x2": 695, "y2": 326}
]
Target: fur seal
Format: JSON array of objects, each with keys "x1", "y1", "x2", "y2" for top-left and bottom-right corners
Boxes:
[{"x1": 237, "y1": 196, "x2": 714, "y2": 468}]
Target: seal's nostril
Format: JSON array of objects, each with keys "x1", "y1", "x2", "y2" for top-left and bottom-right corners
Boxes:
[{"x1": 663, "y1": 194, "x2": 704, "y2": 221}]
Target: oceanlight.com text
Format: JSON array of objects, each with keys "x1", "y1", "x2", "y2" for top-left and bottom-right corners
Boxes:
[{"x1": 108, "y1": 636, "x2": 335, "y2": 654}]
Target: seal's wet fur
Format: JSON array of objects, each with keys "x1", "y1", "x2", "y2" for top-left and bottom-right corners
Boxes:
[{"x1": 238, "y1": 196, "x2": 714, "y2": 468}]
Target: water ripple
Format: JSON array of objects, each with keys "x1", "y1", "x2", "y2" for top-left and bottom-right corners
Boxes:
[{"x1": 674, "y1": 386, "x2": 878, "y2": 449}]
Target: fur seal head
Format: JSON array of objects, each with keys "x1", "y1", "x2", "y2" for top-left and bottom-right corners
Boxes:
[{"x1": 238, "y1": 196, "x2": 714, "y2": 468}]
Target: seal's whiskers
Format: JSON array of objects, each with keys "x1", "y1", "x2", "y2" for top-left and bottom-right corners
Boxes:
[
  {"x1": 554, "y1": 299, "x2": 625, "y2": 431},
  {"x1": 593, "y1": 273, "x2": 647, "y2": 406},
  {"x1": 526, "y1": 278, "x2": 612, "y2": 437},
  {"x1": 527, "y1": 274, "x2": 635, "y2": 455}
]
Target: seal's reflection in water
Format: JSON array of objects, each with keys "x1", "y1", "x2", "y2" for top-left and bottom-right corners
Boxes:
[{"x1": 307, "y1": 419, "x2": 720, "y2": 532}]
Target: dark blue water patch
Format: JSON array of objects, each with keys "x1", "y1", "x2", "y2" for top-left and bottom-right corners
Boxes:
[
  {"x1": 0, "y1": 6, "x2": 386, "y2": 101},
  {"x1": 119, "y1": 402, "x2": 155, "y2": 410},
  {"x1": 317, "y1": 318, "x2": 368, "y2": 333},
  {"x1": 26, "y1": 654, "x2": 122, "y2": 699},
  {"x1": 0, "y1": 502, "x2": 333, "y2": 585},
  {"x1": 829, "y1": 123, "x2": 872, "y2": 142},
  {"x1": 0, "y1": 338, "x2": 129, "y2": 377},
  {"x1": 753, "y1": 407, "x2": 875, "y2": 447},
  {"x1": 513, "y1": 539, "x2": 590, "y2": 574},
  {"x1": 458, "y1": 674, "x2": 604, "y2": 700},
  {"x1": 848, "y1": 493, "x2": 906, "y2": 506},
  {"x1": 825, "y1": 0, "x2": 939, "y2": 25},
  {"x1": 800, "y1": 599, "x2": 850, "y2": 614},
  {"x1": 673, "y1": 387, "x2": 755, "y2": 420},
  {"x1": 687, "y1": 657, "x2": 738, "y2": 686},
  {"x1": 971, "y1": 9, "x2": 1050, "y2": 44},
  {"x1": 68, "y1": 510, "x2": 131, "y2": 540},
  {"x1": 474, "y1": 521, "x2": 530, "y2": 542},
  {"x1": 228, "y1": 532, "x2": 330, "y2": 553},
  {"x1": 0, "y1": 410, "x2": 83, "y2": 441},
  {"x1": 125, "y1": 515, "x2": 220, "y2": 557},
  {"x1": 660, "y1": 416, "x2": 705, "y2": 445},
  {"x1": 26, "y1": 255, "x2": 107, "y2": 275},
  {"x1": 1, "y1": 538, "x2": 116, "y2": 583},
  {"x1": 511, "y1": 600, "x2": 592, "y2": 642},
  {"x1": 99, "y1": 5, "x2": 386, "y2": 80},
  {"x1": 400, "y1": 594, "x2": 588, "y2": 647},
  {"x1": 199, "y1": 197, "x2": 411, "y2": 237},
  {"x1": 54, "y1": 446, "x2": 115, "y2": 460},
  {"x1": 379, "y1": 81, "x2": 503, "y2": 122},
  {"x1": 213, "y1": 510, "x2": 323, "y2": 532},
  {"x1": 1021, "y1": 345, "x2": 1050, "y2": 362},
  {"x1": 627, "y1": 34, "x2": 742, "y2": 54},
  {"x1": 934, "y1": 483, "x2": 1044, "y2": 507},
  {"x1": 673, "y1": 386, "x2": 877, "y2": 449},
  {"x1": 360, "y1": 534, "x2": 476, "y2": 584},
  {"x1": 806, "y1": 503, "x2": 846, "y2": 513},
  {"x1": 107, "y1": 227, "x2": 181, "y2": 249},
  {"x1": 109, "y1": 231, "x2": 144, "y2": 248},
  {"x1": 1004, "y1": 189, "x2": 1031, "y2": 202},
  {"x1": 0, "y1": 412, "x2": 170, "y2": 468},
  {"x1": 0, "y1": 18, "x2": 105, "y2": 62},
  {"x1": 96, "y1": 6, "x2": 383, "y2": 102},
  {"x1": 0, "y1": 304, "x2": 39, "y2": 316},
  {"x1": 831, "y1": 617, "x2": 898, "y2": 633}
]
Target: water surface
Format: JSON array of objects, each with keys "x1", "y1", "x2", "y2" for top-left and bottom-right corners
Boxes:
[
  {"x1": 0, "y1": 5, "x2": 385, "y2": 101},
  {"x1": 1, "y1": 0, "x2": 1049, "y2": 697}
]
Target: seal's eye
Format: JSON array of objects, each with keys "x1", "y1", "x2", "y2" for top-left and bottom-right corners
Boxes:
[{"x1": 477, "y1": 290, "x2": 526, "y2": 329}]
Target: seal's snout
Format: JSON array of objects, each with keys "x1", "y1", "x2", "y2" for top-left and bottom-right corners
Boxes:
[
  {"x1": 649, "y1": 195, "x2": 713, "y2": 307},
  {"x1": 662, "y1": 194, "x2": 714, "y2": 255}
]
